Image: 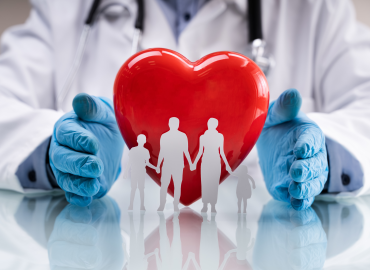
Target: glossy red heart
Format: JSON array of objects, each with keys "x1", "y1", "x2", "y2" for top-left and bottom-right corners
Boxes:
[{"x1": 114, "y1": 48, "x2": 269, "y2": 206}]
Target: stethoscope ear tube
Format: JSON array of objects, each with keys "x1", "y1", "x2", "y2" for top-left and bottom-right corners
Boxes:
[
  {"x1": 85, "y1": 0, "x2": 102, "y2": 25},
  {"x1": 248, "y1": 0, "x2": 263, "y2": 42},
  {"x1": 135, "y1": 0, "x2": 145, "y2": 32}
]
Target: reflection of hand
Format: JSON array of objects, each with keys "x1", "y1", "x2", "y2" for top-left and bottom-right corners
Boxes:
[
  {"x1": 49, "y1": 94, "x2": 124, "y2": 207},
  {"x1": 190, "y1": 164, "x2": 196, "y2": 171},
  {"x1": 156, "y1": 167, "x2": 160, "y2": 174},
  {"x1": 254, "y1": 200, "x2": 327, "y2": 270},
  {"x1": 257, "y1": 89, "x2": 328, "y2": 211},
  {"x1": 48, "y1": 197, "x2": 124, "y2": 270}
]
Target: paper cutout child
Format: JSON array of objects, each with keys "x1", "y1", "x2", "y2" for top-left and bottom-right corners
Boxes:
[
  {"x1": 193, "y1": 118, "x2": 232, "y2": 213},
  {"x1": 124, "y1": 134, "x2": 156, "y2": 211},
  {"x1": 232, "y1": 165, "x2": 256, "y2": 213}
]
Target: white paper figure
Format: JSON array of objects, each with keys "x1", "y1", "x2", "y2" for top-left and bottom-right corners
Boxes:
[
  {"x1": 156, "y1": 117, "x2": 194, "y2": 212},
  {"x1": 200, "y1": 214, "x2": 220, "y2": 270},
  {"x1": 193, "y1": 118, "x2": 232, "y2": 213},
  {"x1": 213, "y1": 214, "x2": 255, "y2": 268},
  {"x1": 234, "y1": 165, "x2": 256, "y2": 213},
  {"x1": 156, "y1": 212, "x2": 183, "y2": 270},
  {"x1": 235, "y1": 214, "x2": 254, "y2": 261},
  {"x1": 189, "y1": 214, "x2": 231, "y2": 270},
  {"x1": 124, "y1": 134, "x2": 157, "y2": 211},
  {"x1": 127, "y1": 212, "x2": 157, "y2": 270}
]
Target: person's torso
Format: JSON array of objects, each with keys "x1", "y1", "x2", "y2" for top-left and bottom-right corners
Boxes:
[
  {"x1": 45, "y1": 0, "x2": 320, "y2": 113},
  {"x1": 161, "y1": 130, "x2": 186, "y2": 167},
  {"x1": 129, "y1": 147, "x2": 149, "y2": 169},
  {"x1": 202, "y1": 131, "x2": 222, "y2": 159}
]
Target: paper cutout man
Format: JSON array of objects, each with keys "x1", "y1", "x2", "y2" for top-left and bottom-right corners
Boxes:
[
  {"x1": 124, "y1": 134, "x2": 157, "y2": 211},
  {"x1": 233, "y1": 165, "x2": 256, "y2": 213},
  {"x1": 193, "y1": 118, "x2": 232, "y2": 213},
  {"x1": 155, "y1": 212, "x2": 183, "y2": 269},
  {"x1": 156, "y1": 117, "x2": 194, "y2": 212}
]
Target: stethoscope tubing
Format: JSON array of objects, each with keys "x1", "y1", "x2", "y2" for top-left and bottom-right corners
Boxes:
[{"x1": 57, "y1": 0, "x2": 264, "y2": 109}]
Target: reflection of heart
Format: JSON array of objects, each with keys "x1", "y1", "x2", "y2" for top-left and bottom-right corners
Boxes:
[{"x1": 114, "y1": 48, "x2": 269, "y2": 206}]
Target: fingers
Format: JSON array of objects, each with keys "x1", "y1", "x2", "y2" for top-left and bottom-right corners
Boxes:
[
  {"x1": 264, "y1": 89, "x2": 302, "y2": 128},
  {"x1": 289, "y1": 215, "x2": 326, "y2": 247},
  {"x1": 289, "y1": 173, "x2": 327, "y2": 200},
  {"x1": 65, "y1": 192, "x2": 93, "y2": 207},
  {"x1": 52, "y1": 166, "x2": 100, "y2": 197},
  {"x1": 52, "y1": 218, "x2": 98, "y2": 245},
  {"x1": 289, "y1": 207, "x2": 315, "y2": 226},
  {"x1": 56, "y1": 119, "x2": 100, "y2": 154},
  {"x1": 50, "y1": 143, "x2": 104, "y2": 178},
  {"x1": 294, "y1": 125, "x2": 325, "y2": 159},
  {"x1": 290, "y1": 150, "x2": 327, "y2": 182},
  {"x1": 290, "y1": 197, "x2": 315, "y2": 211},
  {"x1": 72, "y1": 93, "x2": 115, "y2": 124},
  {"x1": 66, "y1": 205, "x2": 93, "y2": 224}
]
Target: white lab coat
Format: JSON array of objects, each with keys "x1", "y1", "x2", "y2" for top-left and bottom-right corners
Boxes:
[{"x1": 0, "y1": 0, "x2": 370, "y2": 197}]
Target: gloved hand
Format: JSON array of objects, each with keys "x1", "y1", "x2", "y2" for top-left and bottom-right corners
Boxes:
[
  {"x1": 48, "y1": 197, "x2": 124, "y2": 269},
  {"x1": 49, "y1": 93, "x2": 124, "y2": 207},
  {"x1": 253, "y1": 200, "x2": 327, "y2": 270},
  {"x1": 257, "y1": 89, "x2": 329, "y2": 210}
]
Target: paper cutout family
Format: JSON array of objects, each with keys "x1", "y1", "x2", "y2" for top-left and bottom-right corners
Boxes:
[
  {"x1": 124, "y1": 117, "x2": 255, "y2": 213},
  {"x1": 126, "y1": 210, "x2": 254, "y2": 270}
]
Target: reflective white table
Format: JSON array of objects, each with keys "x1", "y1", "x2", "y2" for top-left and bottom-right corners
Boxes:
[{"x1": 1, "y1": 159, "x2": 369, "y2": 270}]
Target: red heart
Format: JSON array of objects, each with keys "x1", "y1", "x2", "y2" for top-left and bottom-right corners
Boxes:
[{"x1": 114, "y1": 48, "x2": 269, "y2": 206}]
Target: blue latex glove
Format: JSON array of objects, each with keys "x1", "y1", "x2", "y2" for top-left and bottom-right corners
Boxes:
[
  {"x1": 48, "y1": 197, "x2": 124, "y2": 269},
  {"x1": 257, "y1": 89, "x2": 329, "y2": 210},
  {"x1": 253, "y1": 200, "x2": 327, "y2": 270},
  {"x1": 49, "y1": 93, "x2": 124, "y2": 207}
]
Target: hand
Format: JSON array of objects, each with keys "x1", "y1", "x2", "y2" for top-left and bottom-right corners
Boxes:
[
  {"x1": 48, "y1": 197, "x2": 124, "y2": 270},
  {"x1": 156, "y1": 167, "x2": 160, "y2": 174},
  {"x1": 49, "y1": 93, "x2": 124, "y2": 207},
  {"x1": 253, "y1": 200, "x2": 327, "y2": 269},
  {"x1": 257, "y1": 89, "x2": 328, "y2": 211}
]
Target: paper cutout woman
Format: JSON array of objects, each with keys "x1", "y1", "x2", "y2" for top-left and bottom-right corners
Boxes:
[{"x1": 193, "y1": 118, "x2": 232, "y2": 213}]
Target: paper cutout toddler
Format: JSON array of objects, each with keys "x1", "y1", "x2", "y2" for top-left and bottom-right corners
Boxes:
[{"x1": 234, "y1": 165, "x2": 256, "y2": 213}]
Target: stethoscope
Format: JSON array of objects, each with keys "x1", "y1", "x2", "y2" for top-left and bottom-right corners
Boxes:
[{"x1": 57, "y1": 0, "x2": 272, "y2": 108}]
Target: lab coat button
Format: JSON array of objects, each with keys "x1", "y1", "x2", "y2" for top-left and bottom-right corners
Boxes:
[
  {"x1": 28, "y1": 170, "x2": 36, "y2": 182},
  {"x1": 184, "y1": 13, "x2": 191, "y2": 21},
  {"x1": 341, "y1": 173, "x2": 350, "y2": 186}
]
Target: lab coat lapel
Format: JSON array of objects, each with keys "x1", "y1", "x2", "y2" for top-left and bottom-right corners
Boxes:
[
  {"x1": 140, "y1": 0, "x2": 177, "y2": 51},
  {"x1": 178, "y1": 0, "x2": 248, "y2": 61}
]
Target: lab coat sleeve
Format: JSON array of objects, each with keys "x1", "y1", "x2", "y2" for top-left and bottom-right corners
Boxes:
[
  {"x1": 307, "y1": 0, "x2": 370, "y2": 197},
  {"x1": 0, "y1": 0, "x2": 64, "y2": 193}
]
